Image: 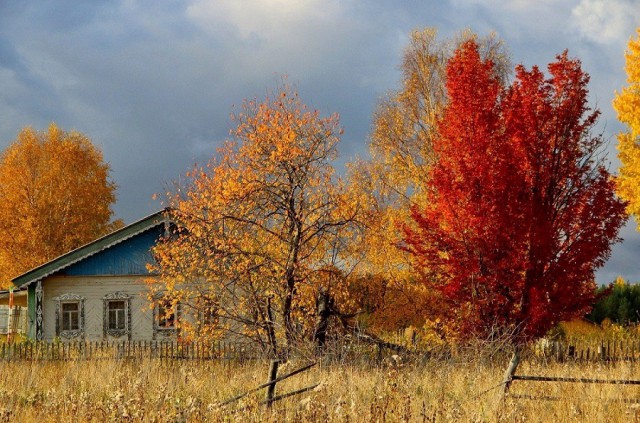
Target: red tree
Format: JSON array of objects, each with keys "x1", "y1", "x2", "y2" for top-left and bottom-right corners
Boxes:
[{"x1": 403, "y1": 41, "x2": 626, "y2": 342}]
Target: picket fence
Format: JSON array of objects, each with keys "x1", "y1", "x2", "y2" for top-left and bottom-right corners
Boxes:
[
  {"x1": 536, "y1": 338, "x2": 640, "y2": 362},
  {"x1": 0, "y1": 340, "x2": 263, "y2": 362},
  {"x1": 3, "y1": 337, "x2": 640, "y2": 363}
]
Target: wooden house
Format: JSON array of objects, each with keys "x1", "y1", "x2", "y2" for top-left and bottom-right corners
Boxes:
[{"x1": 10, "y1": 210, "x2": 175, "y2": 342}]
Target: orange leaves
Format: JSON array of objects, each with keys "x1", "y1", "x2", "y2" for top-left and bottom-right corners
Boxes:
[
  {"x1": 344, "y1": 30, "x2": 512, "y2": 332},
  {"x1": 152, "y1": 84, "x2": 360, "y2": 349},
  {"x1": 0, "y1": 123, "x2": 120, "y2": 288},
  {"x1": 615, "y1": 29, "x2": 640, "y2": 225},
  {"x1": 232, "y1": 88, "x2": 338, "y2": 175}
]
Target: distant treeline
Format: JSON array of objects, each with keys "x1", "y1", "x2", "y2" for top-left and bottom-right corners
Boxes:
[{"x1": 588, "y1": 279, "x2": 640, "y2": 325}]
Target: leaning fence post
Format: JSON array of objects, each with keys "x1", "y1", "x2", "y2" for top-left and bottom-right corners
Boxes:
[
  {"x1": 498, "y1": 350, "x2": 521, "y2": 403},
  {"x1": 265, "y1": 359, "x2": 280, "y2": 408}
]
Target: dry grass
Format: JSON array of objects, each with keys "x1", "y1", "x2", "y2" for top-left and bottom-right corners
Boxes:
[{"x1": 2, "y1": 354, "x2": 640, "y2": 422}]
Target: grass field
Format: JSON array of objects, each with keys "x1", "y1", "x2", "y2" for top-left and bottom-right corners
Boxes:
[{"x1": 2, "y1": 351, "x2": 640, "y2": 422}]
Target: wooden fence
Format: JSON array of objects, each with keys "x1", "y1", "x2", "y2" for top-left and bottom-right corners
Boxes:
[
  {"x1": 535, "y1": 338, "x2": 640, "y2": 362},
  {"x1": 3, "y1": 337, "x2": 640, "y2": 363},
  {"x1": 0, "y1": 340, "x2": 264, "y2": 362},
  {"x1": 499, "y1": 350, "x2": 640, "y2": 405},
  {"x1": 220, "y1": 360, "x2": 318, "y2": 408},
  {"x1": 0, "y1": 337, "x2": 402, "y2": 363}
]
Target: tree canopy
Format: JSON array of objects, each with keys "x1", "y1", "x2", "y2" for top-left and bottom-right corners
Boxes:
[
  {"x1": 151, "y1": 85, "x2": 360, "y2": 355},
  {"x1": 615, "y1": 29, "x2": 640, "y2": 227},
  {"x1": 403, "y1": 40, "x2": 626, "y2": 342},
  {"x1": 588, "y1": 277, "x2": 640, "y2": 325},
  {"x1": 0, "y1": 123, "x2": 121, "y2": 287},
  {"x1": 348, "y1": 29, "x2": 511, "y2": 332}
]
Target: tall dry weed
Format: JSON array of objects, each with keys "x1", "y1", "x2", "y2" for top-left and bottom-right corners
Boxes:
[{"x1": 1, "y1": 351, "x2": 640, "y2": 421}]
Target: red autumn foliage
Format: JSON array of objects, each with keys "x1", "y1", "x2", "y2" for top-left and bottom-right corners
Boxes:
[{"x1": 403, "y1": 40, "x2": 627, "y2": 342}]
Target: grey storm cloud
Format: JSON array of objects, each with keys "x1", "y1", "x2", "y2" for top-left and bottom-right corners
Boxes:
[{"x1": 0, "y1": 0, "x2": 638, "y2": 283}]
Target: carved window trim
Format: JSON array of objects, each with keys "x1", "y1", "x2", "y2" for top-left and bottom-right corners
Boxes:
[
  {"x1": 55, "y1": 293, "x2": 84, "y2": 339},
  {"x1": 35, "y1": 281, "x2": 43, "y2": 341},
  {"x1": 195, "y1": 296, "x2": 220, "y2": 337},
  {"x1": 103, "y1": 292, "x2": 132, "y2": 340}
]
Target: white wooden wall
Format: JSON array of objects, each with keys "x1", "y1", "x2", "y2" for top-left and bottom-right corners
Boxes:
[
  {"x1": 42, "y1": 275, "x2": 158, "y2": 341},
  {"x1": 0, "y1": 305, "x2": 27, "y2": 335}
]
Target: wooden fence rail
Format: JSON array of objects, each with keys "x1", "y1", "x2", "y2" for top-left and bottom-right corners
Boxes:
[
  {"x1": 498, "y1": 350, "x2": 640, "y2": 406},
  {"x1": 220, "y1": 360, "x2": 318, "y2": 408},
  {"x1": 0, "y1": 338, "x2": 402, "y2": 364},
  {"x1": 0, "y1": 340, "x2": 264, "y2": 362},
  {"x1": 512, "y1": 375, "x2": 640, "y2": 385}
]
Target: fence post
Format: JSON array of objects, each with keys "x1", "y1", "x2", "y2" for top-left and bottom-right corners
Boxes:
[
  {"x1": 568, "y1": 345, "x2": 575, "y2": 360},
  {"x1": 498, "y1": 350, "x2": 520, "y2": 404},
  {"x1": 265, "y1": 359, "x2": 280, "y2": 408}
]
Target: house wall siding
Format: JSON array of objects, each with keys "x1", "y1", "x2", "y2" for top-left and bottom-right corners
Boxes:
[{"x1": 42, "y1": 275, "x2": 159, "y2": 341}]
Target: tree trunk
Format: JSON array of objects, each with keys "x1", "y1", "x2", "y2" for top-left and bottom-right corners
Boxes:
[
  {"x1": 313, "y1": 287, "x2": 333, "y2": 352},
  {"x1": 264, "y1": 296, "x2": 278, "y2": 358},
  {"x1": 282, "y1": 278, "x2": 296, "y2": 356},
  {"x1": 282, "y1": 219, "x2": 301, "y2": 354}
]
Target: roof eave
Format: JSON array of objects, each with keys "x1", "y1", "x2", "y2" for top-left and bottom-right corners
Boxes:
[{"x1": 11, "y1": 209, "x2": 168, "y2": 288}]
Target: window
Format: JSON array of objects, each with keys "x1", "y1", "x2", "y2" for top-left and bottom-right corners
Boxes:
[
  {"x1": 103, "y1": 292, "x2": 131, "y2": 339},
  {"x1": 61, "y1": 302, "x2": 80, "y2": 331},
  {"x1": 156, "y1": 301, "x2": 176, "y2": 329},
  {"x1": 107, "y1": 300, "x2": 126, "y2": 330},
  {"x1": 55, "y1": 294, "x2": 84, "y2": 339},
  {"x1": 153, "y1": 294, "x2": 178, "y2": 339},
  {"x1": 198, "y1": 306, "x2": 218, "y2": 327},
  {"x1": 196, "y1": 296, "x2": 219, "y2": 336}
]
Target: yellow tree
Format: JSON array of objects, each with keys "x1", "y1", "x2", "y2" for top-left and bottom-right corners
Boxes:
[
  {"x1": 152, "y1": 86, "x2": 360, "y2": 355},
  {"x1": 615, "y1": 29, "x2": 640, "y2": 222},
  {"x1": 0, "y1": 123, "x2": 121, "y2": 287},
  {"x1": 347, "y1": 29, "x2": 510, "y2": 333}
]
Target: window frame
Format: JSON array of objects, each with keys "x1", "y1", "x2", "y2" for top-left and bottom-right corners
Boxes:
[
  {"x1": 103, "y1": 292, "x2": 131, "y2": 340},
  {"x1": 55, "y1": 294, "x2": 84, "y2": 339},
  {"x1": 153, "y1": 294, "x2": 179, "y2": 339},
  {"x1": 195, "y1": 296, "x2": 219, "y2": 337},
  {"x1": 156, "y1": 302, "x2": 176, "y2": 329},
  {"x1": 107, "y1": 300, "x2": 126, "y2": 330},
  {"x1": 61, "y1": 302, "x2": 80, "y2": 331}
]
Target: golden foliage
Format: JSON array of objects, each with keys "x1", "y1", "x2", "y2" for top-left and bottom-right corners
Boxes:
[
  {"x1": 0, "y1": 123, "x2": 121, "y2": 287},
  {"x1": 558, "y1": 318, "x2": 605, "y2": 339},
  {"x1": 152, "y1": 84, "x2": 361, "y2": 351},
  {"x1": 346, "y1": 29, "x2": 511, "y2": 331},
  {"x1": 615, "y1": 29, "x2": 640, "y2": 223}
]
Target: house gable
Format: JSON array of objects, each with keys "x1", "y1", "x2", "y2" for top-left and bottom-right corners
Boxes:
[
  {"x1": 61, "y1": 227, "x2": 161, "y2": 276},
  {"x1": 12, "y1": 210, "x2": 168, "y2": 288}
]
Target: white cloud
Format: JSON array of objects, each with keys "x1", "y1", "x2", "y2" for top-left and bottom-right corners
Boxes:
[
  {"x1": 186, "y1": 0, "x2": 343, "y2": 42},
  {"x1": 183, "y1": 0, "x2": 368, "y2": 87},
  {"x1": 446, "y1": 0, "x2": 576, "y2": 49},
  {"x1": 571, "y1": 0, "x2": 640, "y2": 44},
  {"x1": 182, "y1": 0, "x2": 396, "y2": 111}
]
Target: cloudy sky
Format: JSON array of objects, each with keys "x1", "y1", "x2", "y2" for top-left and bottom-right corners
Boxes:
[{"x1": 0, "y1": 0, "x2": 638, "y2": 283}]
